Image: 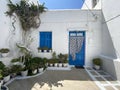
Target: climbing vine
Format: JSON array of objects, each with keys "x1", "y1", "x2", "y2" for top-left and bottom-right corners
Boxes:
[{"x1": 6, "y1": 0, "x2": 46, "y2": 31}]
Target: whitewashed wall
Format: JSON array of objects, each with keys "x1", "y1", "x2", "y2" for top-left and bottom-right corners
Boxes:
[
  {"x1": 0, "y1": 0, "x2": 102, "y2": 67},
  {"x1": 30, "y1": 10, "x2": 102, "y2": 67},
  {"x1": 101, "y1": 0, "x2": 120, "y2": 80}
]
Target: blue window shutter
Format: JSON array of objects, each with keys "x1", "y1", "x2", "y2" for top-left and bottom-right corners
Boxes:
[{"x1": 40, "y1": 32, "x2": 52, "y2": 49}]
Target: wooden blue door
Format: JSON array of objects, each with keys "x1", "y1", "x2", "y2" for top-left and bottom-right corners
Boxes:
[{"x1": 69, "y1": 31, "x2": 85, "y2": 66}]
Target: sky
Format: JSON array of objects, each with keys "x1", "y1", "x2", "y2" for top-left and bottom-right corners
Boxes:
[{"x1": 39, "y1": 0, "x2": 85, "y2": 9}]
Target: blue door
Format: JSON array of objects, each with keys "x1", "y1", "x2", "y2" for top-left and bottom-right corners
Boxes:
[{"x1": 69, "y1": 31, "x2": 85, "y2": 66}]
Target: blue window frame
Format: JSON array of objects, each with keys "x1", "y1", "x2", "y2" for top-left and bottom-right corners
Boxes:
[{"x1": 39, "y1": 32, "x2": 52, "y2": 49}]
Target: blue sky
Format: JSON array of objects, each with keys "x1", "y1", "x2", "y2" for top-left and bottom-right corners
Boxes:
[{"x1": 39, "y1": 0, "x2": 85, "y2": 9}]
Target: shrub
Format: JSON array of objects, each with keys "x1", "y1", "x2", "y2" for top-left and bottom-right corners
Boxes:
[
  {"x1": 0, "y1": 61, "x2": 5, "y2": 70},
  {"x1": 93, "y1": 58, "x2": 102, "y2": 66},
  {"x1": 0, "y1": 48, "x2": 10, "y2": 53},
  {"x1": 10, "y1": 65, "x2": 22, "y2": 74}
]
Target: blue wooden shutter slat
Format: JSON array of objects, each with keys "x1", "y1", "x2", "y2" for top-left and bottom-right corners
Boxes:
[{"x1": 40, "y1": 32, "x2": 52, "y2": 49}]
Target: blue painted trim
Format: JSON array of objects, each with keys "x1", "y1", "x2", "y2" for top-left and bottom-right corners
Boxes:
[
  {"x1": 68, "y1": 31, "x2": 86, "y2": 66},
  {"x1": 39, "y1": 32, "x2": 52, "y2": 49}
]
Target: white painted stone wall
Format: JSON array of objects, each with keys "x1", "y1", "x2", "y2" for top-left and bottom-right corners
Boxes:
[
  {"x1": 0, "y1": 0, "x2": 102, "y2": 67},
  {"x1": 101, "y1": 0, "x2": 120, "y2": 80},
  {"x1": 27, "y1": 10, "x2": 102, "y2": 67},
  {"x1": 82, "y1": 0, "x2": 101, "y2": 9}
]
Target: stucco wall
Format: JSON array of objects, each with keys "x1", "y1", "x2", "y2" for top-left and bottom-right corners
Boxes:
[
  {"x1": 101, "y1": 0, "x2": 120, "y2": 80},
  {"x1": 0, "y1": 0, "x2": 102, "y2": 67},
  {"x1": 29, "y1": 10, "x2": 102, "y2": 67},
  {"x1": 102, "y1": 0, "x2": 120, "y2": 58}
]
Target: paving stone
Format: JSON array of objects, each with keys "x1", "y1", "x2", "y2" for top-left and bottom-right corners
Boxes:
[
  {"x1": 98, "y1": 71, "x2": 107, "y2": 75},
  {"x1": 7, "y1": 68, "x2": 100, "y2": 90},
  {"x1": 86, "y1": 67, "x2": 92, "y2": 70},
  {"x1": 90, "y1": 71, "x2": 98, "y2": 75},
  {"x1": 104, "y1": 86, "x2": 115, "y2": 90},
  {"x1": 115, "y1": 85, "x2": 120, "y2": 90},
  {"x1": 95, "y1": 77, "x2": 108, "y2": 84}
]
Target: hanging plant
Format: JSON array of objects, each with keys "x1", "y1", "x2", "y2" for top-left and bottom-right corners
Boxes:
[{"x1": 6, "y1": 0, "x2": 46, "y2": 31}]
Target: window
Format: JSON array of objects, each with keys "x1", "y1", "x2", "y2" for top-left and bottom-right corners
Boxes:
[{"x1": 39, "y1": 32, "x2": 52, "y2": 50}]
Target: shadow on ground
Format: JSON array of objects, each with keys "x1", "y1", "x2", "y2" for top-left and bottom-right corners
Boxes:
[{"x1": 7, "y1": 68, "x2": 99, "y2": 90}]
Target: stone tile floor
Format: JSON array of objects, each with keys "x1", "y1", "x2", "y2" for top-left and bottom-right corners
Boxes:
[
  {"x1": 85, "y1": 67, "x2": 120, "y2": 90},
  {"x1": 7, "y1": 67, "x2": 120, "y2": 90},
  {"x1": 7, "y1": 68, "x2": 99, "y2": 90}
]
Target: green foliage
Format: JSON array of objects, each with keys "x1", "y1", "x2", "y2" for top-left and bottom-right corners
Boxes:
[
  {"x1": 11, "y1": 58, "x2": 20, "y2": 63},
  {"x1": 2, "y1": 67, "x2": 11, "y2": 77},
  {"x1": 10, "y1": 65, "x2": 22, "y2": 74},
  {"x1": 6, "y1": 0, "x2": 46, "y2": 31},
  {"x1": 0, "y1": 70, "x2": 3, "y2": 79},
  {"x1": 93, "y1": 58, "x2": 102, "y2": 66},
  {"x1": 27, "y1": 57, "x2": 40, "y2": 70},
  {"x1": 52, "y1": 52, "x2": 57, "y2": 59},
  {"x1": 0, "y1": 48, "x2": 10, "y2": 53},
  {"x1": 0, "y1": 61, "x2": 5, "y2": 70},
  {"x1": 58, "y1": 53, "x2": 68, "y2": 63}
]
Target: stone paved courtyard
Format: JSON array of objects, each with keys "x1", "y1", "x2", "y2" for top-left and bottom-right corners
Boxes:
[{"x1": 7, "y1": 68, "x2": 99, "y2": 90}]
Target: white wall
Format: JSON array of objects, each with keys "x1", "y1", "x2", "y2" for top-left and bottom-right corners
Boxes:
[
  {"x1": 82, "y1": 0, "x2": 101, "y2": 9},
  {"x1": 0, "y1": 0, "x2": 102, "y2": 67},
  {"x1": 101, "y1": 0, "x2": 120, "y2": 80},
  {"x1": 102, "y1": 0, "x2": 120, "y2": 59},
  {"x1": 30, "y1": 10, "x2": 102, "y2": 66}
]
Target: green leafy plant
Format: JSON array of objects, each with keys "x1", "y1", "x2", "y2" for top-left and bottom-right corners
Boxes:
[
  {"x1": 0, "y1": 48, "x2": 10, "y2": 53},
  {"x1": 93, "y1": 58, "x2": 102, "y2": 66},
  {"x1": 2, "y1": 67, "x2": 11, "y2": 77},
  {"x1": 0, "y1": 61, "x2": 5, "y2": 70},
  {"x1": 10, "y1": 65, "x2": 22, "y2": 74},
  {"x1": 6, "y1": 0, "x2": 46, "y2": 31},
  {"x1": 11, "y1": 58, "x2": 20, "y2": 63}
]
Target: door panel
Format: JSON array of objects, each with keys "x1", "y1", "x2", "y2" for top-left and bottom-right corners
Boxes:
[{"x1": 69, "y1": 31, "x2": 85, "y2": 66}]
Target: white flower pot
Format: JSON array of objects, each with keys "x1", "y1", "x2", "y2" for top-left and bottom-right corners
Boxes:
[
  {"x1": 58, "y1": 63, "x2": 62, "y2": 67},
  {"x1": 21, "y1": 70, "x2": 28, "y2": 77},
  {"x1": 0, "y1": 80, "x2": 3, "y2": 86},
  {"x1": 50, "y1": 64, "x2": 53, "y2": 67},
  {"x1": 2, "y1": 53, "x2": 9, "y2": 57},
  {"x1": 63, "y1": 63, "x2": 68, "y2": 67},
  {"x1": 54, "y1": 63, "x2": 58, "y2": 67},
  {"x1": 38, "y1": 68, "x2": 43, "y2": 73},
  {"x1": 32, "y1": 69, "x2": 37, "y2": 74},
  {"x1": 94, "y1": 65, "x2": 100, "y2": 70},
  {"x1": 3, "y1": 75, "x2": 10, "y2": 82}
]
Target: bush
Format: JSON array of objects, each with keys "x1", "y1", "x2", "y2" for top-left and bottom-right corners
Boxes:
[
  {"x1": 0, "y1": 61, "x2": 5, "y2": 70},
  {"x1": 0, "y1": 48, "x2": 9, "y2": 53},
  {"x1": 93, "y1": 58, "x2": 102, "y2": 66},
  {"x1": 2, "y1": 67, "x2": 11, "y2": 77},
  {"x1": 10, "y1": 65, "x2": 22, "y2": 74}
]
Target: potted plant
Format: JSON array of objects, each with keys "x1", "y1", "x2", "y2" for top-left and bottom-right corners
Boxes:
[
  {"x1": 93, "y1": 58, "x2": 102, "y2": 70},
  {"x1": 2, "y1": 67, "x2": 11, "y2": 83},
  {"x1": 58, "y1": 53, "x2": 64, "y2": 67},
  {"x1": 0, "y1": 48, "x2": 10, "y2": 57},
  {"x1": 10, "y1": 65, "x2": 22, "y2": 77},
  {"x1": 21, "y1": 66, "x2": 28, "y2": 77},
  {"x1": 0, "y1": 70, "x2": 3, "y2": 88},
  {"x1": 27, "y1": 58, "x2": 38, "y2": 74},
  {"x1": 62, "y1": 54, "x2": 68, "y2": 67},
  {"x1": 11, "y1": 58, "x2": 21, "y2": 65}
]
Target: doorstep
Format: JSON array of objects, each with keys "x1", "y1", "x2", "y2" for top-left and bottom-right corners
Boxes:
[{"x1": 47, "y1": 66, "x2": 71, "y2": 70}]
